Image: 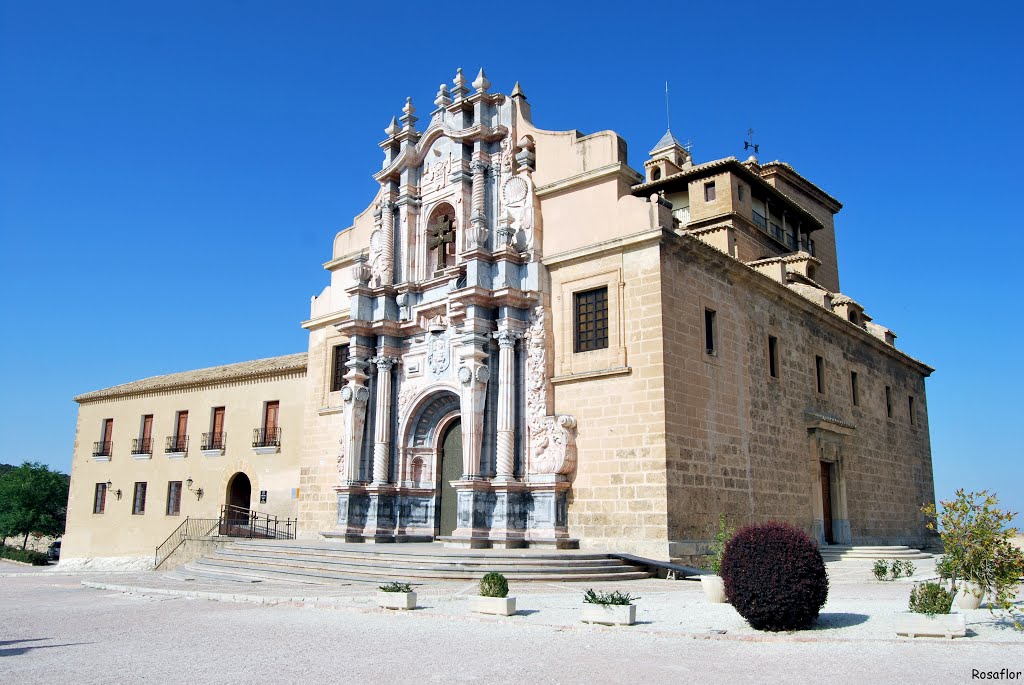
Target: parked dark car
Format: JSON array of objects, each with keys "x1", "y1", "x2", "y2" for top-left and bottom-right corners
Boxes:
[{"x1": 47, "y1": 540, "x2": 61, "y2": 561}]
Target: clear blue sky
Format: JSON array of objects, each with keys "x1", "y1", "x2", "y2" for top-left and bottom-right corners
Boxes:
[{"x1": 2, "y1": 1, "x2": 1021, "y2": 525}]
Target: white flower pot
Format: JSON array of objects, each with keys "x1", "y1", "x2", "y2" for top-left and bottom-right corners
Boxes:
[
  {"x1": 378, "y1": 591, "x2": 417, "y2": 610},
  {"x1": 700, "y1": 575, "x2": 727, "y2": 603},
  {"x1": 954, "y1": 582, "x2": 984, "y2": 610},
  {"x1": 581, "y1": 603, "x2": 636, "y2": 626},
  {"x1": 894, "y1": 612, "x2": 966, "y2": 639},
  {"x1": 471, "y1": 596, "x2": 517, "y2": 616}
]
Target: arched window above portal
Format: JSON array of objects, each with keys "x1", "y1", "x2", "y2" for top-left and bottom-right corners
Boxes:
[{"x1": 425, "y1": 203, "x2": 457, "y2": 278}]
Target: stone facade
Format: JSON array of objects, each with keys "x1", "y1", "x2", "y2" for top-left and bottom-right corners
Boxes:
[{"x1": 62, "y1": 70, "x2": 937, "y2": 564}]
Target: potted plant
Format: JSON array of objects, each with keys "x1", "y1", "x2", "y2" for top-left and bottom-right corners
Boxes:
[
  {"x1": 580, "y1": 589, "x2": 638, "y2": 626},
  {"x1": 700, "y1": 514, "x2": 734, "y2": 603},
  {"x1": 922, "y1": 490, "x2": 1024, "y2": 628},
  {"x1": 471, "y1": 572, "x2": 516, "y2": 616},
  {"x1": 895, "y1": 581, "x2": 965, "y2": 638},
  {"x1": 377, "y1": 581, "x2": 416, "y2": 610}
]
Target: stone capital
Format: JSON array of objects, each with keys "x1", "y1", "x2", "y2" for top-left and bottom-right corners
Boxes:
[{"x1": 493, "y1": 328, "x2": 521, "y2": 349}]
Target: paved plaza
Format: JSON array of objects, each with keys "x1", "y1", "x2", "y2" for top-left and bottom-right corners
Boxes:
[{"x1": 1, "y1": 558, "x2": 1021, "y2": 684}]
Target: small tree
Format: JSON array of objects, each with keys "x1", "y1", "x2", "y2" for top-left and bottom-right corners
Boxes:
[
  {"x1": 0, "y1": 462, "x2": 69, "y2": 549},
  {"x1": 706, "y1": 514, "x2": 736, "y2": 575},
  {"x1": 922, "y1": 489, "x2": 1024, "y2": 630}
]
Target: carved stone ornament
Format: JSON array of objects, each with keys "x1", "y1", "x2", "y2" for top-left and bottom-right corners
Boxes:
[
  {"x1": 524, "y1": 305, "x2": 578, "y2": 476},
  {"x1": 475, "y1": 366, "x2": 490, "y2": 384},
  {"x1": 501, "y1": 173, "x2": 535, "y2": 250},
  {"x1": 458, "y1": 366, "x2": 473, "y2": 385},
  {"x1": 340, "y1": 386, "x2": 354, "y2": 402},
  {"x1": 336, "y1": 437, "x2": 346, "y2": 484},
  {"x1": 427, "y1": 330, "x2": 450, "y2": 375},
  {"x1": 355, "y1": 387, "x2": 370, "y2": 403},
  {"x1": 397, "y1": 382, "x2": 422, "y2": 422}
]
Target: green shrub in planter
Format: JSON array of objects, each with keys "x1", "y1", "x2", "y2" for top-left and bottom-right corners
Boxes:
[
  {"x1": 720, "y1": 521, "x2": 829, "y2": 632},
  {"x1": 582, "y1": 589, "x2": 637, "y2": 606},
  {"x1": 378, "y1": 581, "x2": 413, "y2": 593},
  {"x1": 480, "y1": 572, "x2": 509, "y2": 598},
  {"x1": 908, "y1": 582, "x2": 954, "y2": 616}
]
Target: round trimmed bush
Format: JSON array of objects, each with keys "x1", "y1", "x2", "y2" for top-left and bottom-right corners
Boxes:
[
  {"x1": 720, "y1": 521, "x2": 829, "y2": 631},
  {"x1": 480, "y1": 572, "x2": 509, "y2": 598}
]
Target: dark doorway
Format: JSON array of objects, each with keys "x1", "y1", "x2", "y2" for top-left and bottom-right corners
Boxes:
[
  {"x1": 820, "y1": 462, "x2": 834, "y2": 545},
  {"x1": 437, "y1": 419, "x2": 462, "y2": 537},
  {"x1": 226, "y1": 472, "x2": 252, "y2": 527}
]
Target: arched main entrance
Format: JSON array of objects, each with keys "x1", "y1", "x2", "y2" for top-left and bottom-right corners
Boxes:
[
  {"x1": 438, "y1": 419, "x2": 462, "y2": 537},
  {"x1": 225, "y1": 472, "x2": 251, "y2": 526}
]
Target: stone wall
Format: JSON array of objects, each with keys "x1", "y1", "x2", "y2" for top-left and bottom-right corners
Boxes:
[{"x1": 659, "y1": 232, "x2": 936, "y2": 561}]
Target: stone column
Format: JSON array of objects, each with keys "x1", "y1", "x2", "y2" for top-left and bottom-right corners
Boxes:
[
  {"x1": 469, "y1": 159, "x2": 489, "y2": 248},
  {"x1": 493, "y1": 327, "x2": 519, "y2": 481},
  {"x1": 371, "y1": 356, "x2": 397, "y2": 484},
  {"x1": 457, "y1": 337, "x2": 489, "y2": 479},
  {"x1": 341, "y1": 357, "x2": 370, "y2": 483},
  {"x1": 380, "y1": 198, "x2": 396, "y2": 285}
]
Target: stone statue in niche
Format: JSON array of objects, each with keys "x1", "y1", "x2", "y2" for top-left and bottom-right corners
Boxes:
[{"x1": 523, "y1": 306, "x2": 577, "y2": 476}]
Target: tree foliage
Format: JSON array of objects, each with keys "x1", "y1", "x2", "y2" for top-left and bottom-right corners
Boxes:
[
  {"x1": 922, "y1": 489, "x2": 1024, "y2": 630},
  {"x1": 0, "y1": 462, "x2": 69, "y2": 548}
]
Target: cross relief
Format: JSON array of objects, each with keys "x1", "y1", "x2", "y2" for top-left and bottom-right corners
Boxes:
[{"x1": 427, "y1": 214, "x2": 456, "y2": 273}]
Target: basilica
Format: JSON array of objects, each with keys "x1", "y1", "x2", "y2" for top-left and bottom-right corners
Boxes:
[{"x1": 63, "y1": 70, "x2": 937, "y2": 565}]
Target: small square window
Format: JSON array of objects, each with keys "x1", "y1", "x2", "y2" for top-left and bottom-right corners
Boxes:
[
  {"x1": 704, "y1": 181, "x2": 716, "y2": 202},
  {"x1": 573, "y1": 287, "x2": 609, "y2": 353},
  {"x1": 331, "y1": 344, "x2": 350, "y2": 392},
  {"x1": 738, "y1": 185, "x2": 746, "y2": 202}
]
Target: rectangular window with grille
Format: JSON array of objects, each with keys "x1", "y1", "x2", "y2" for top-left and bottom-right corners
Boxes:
[
  {"x1": 573, "y1": 287, "x2": 608, "y2": 353},
  {"x1": 166, "y1": 481, "x2": 182, "y2": 516},
  {"x1": 93, "y1": 483, "x2": 106, "y2": 514},
  {"x1": 132, "y1": 482, "x2": 147, "y2": 515},
  {"x1": 331, "y1": 344, "x2": 350, "y2": 392}
]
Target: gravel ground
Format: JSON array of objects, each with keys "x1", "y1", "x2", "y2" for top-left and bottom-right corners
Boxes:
[{"x1": 1, "y1": 559, "x2": 1022, "y2": 684}]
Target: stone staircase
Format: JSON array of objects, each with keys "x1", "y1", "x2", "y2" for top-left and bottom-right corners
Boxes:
[
  {"x1": 166, "y1": 540, "x2": 654, "y2": 585},
  {"x1": 819, "y1": 545, "x2": 932, "y2": 562}
]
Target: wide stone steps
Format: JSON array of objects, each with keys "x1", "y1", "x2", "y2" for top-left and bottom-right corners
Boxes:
[
  {"x1": 177, "y1": 540, "x2": 653, "y2": 584},
  {"x1": 820, "y1": 545, "x2": 932, "y2": 561}
]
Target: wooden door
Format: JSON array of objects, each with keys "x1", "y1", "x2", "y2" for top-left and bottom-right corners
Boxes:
[
  {"x1": 438, "y1": 420, "x2": 462, "y2": 538},
  {"x1": 141, "y1": 415, "x2": 153, "y2": 451},
  {"x1": 820, "y1": 462, "x2": 834, "y2": 545},
  {"x1": 176, "y1": 411, "x2": 188, "y2": 437},
  {"x1": 102, "y1": 419, "x2": 114, "y2": 453},
  {"x1": 264, "y1": 401, "x2": 279, "y2": 431}
]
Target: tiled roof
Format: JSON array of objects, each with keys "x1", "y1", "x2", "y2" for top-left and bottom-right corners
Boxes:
[
  {"x1": 649, "y1": 129, "x2": 687, "y2": 154},
  {"x1": 74, "y1": 353, "x2": 308, "y2": 402}
]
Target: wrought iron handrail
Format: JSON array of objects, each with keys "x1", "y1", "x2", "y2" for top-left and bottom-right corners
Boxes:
[
  {"x1": 92, "y1": 440, "x2": 112, "y2": 457},
  {"x1": 252, "y1": 427, "x2": 282, "y2": 448},
  {"x1": 165, "y1": 434, "x2": 189, "y2": 453},
  {"x1": 752, "y1": 209, "x2": 768, "y2": 230},
  {"x1": 131, "y1": 437, "x2": 153, "y2": 455},
  {"x1": 219, "y1": 504, "x2": 296, "y2": 540},
  {"x1": 153, "y1": 517, "x2": 220, "y2": 569},
  {"x1": 201, "y1": 432, "x2": 226, "y2": 450}
]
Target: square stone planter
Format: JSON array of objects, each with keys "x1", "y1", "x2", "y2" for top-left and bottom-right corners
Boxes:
[
  {"x1": 581, "y1": 603, "x2": 636, "y2": 626},
  {"x1": 894, "y1": 612, "x2": 966, "y2": 639},
  {"x1": 378, "y1": 591, "x2": 417, "y2": 610},
  {"x1": 471, "y1": 596, "x2": 517, "y2": 616}
]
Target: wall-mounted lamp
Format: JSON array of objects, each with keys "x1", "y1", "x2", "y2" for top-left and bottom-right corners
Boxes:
[
  {"x1": 105, "y1": 480, "x2": 122, "y2": 500},
  {"x1": 185, "y1": 477, "x2": 203, "y2": 500}
]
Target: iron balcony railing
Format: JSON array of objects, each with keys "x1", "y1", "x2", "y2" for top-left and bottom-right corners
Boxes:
[
  {"x1": 752, "y1": 209, "x2": 768, "y2": 230},
  {"x1": 252, "y1": 427, "x2": 282, "y2": 448},
  {"x1": 201, "y1": 432, "x2": 226, "y2": 451},
  {"x1": 219, "y1": 504, "x2": 296, "y2": 540},
  {"x1": 131, "y1": 438, "x2": 153, "y2": 455},
  {"x1": 93, "y1": 440, "x2": 112, "y2": 458},
  {"x1": 165, "y1": 435, "x2": 189, "y2": 454}
]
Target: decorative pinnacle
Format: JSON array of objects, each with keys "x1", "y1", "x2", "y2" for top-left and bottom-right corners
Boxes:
[
  {"x1": 472, "y1": 68, "x2": 490, "y2": 94},
  {"x1": 400, "y1": 97, "x2": 418, "y2": 130},
  {"x1": 452, "y1": 68, "x2": 469, "y2": 100},
  {"x1": 511, "y1": 81, "x2": 525, "y2": 98},
  {"x1": 434, "y1": 83, "x2": 452, "y2": 108},
  {"x1": 384, "y1": 116, "x2": 399, "y2": 137}
]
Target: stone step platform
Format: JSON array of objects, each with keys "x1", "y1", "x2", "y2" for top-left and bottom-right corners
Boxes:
[
  {"x1": 820, "y1": 545, "x2": 933, "y2": 561},
  {"x1": 177, "y1": 540, "x2": 653, "y2": 585}
]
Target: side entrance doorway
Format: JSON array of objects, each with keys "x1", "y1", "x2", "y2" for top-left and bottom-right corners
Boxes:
[{"x1": 437, "y1": 419, "x2": 462, "y2": 538}]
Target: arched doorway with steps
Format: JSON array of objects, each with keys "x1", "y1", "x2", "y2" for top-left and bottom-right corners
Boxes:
[{"x1": 224, "y1": 472, "x2": 252, "y2": 532}]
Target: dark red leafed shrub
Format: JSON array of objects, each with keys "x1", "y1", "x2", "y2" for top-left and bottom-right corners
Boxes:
[{"x1": 720, "y1": 521, "x2": 829, "y2": 631}]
